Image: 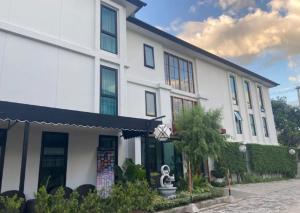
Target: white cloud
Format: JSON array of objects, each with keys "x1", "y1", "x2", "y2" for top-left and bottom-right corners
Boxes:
[
  {"x1": 156, "y1": 18, "x2": 183, "y2": 33},
  {"x1": 218, "y1": 0, "x2": 256, "y2": 15},
  {"x1": 189, "y1": 0, "x2": 213, "y2": 13},
  {"x1": 289, "y1": 75, "x2": 300, "y2": 83},
  {"x1": 177, "y1": 0, "x2": 300, "y2": 63}
]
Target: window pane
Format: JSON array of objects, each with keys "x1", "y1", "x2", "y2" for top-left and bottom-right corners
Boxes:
[
  {"x1": 170, "y1": 56, "x2": 180, "y2": 90},
  {"x1": 244, "y1": 81, "x2": 252, "y2": 109},
  {"x1": 257, "y1": 86, "x2": 265, "y2": 112},
  {"x1": 249, "y1": 114, "x2": 256, "y2": 136},
  {"x1": 101, "y1": 33, "x2": 117, "y2": 54},
  {"x1": 101, "y1": 96, "x2": 117, "y2": 115},
  {"x1": 234, "y1": 111, "x2": 242, "y2": 134},
  {"x1": 101, "y1": 67, "x2": 116, "y2": 97},
  {"x1": 164, "y1": 53, "x2": 170, "y2": 85},
  {"x1": 172, "y1": 97, "x2": 183, "y2": 119},
  {"x1": 144, "y1": 45, "x2": 154, "y2": 68},
  {"x1": 183, "y1": 100, "x2": 193, "y2": 111},
  {"x1": 146, "y1": 92, "x2": 156, "y2": 116},
  {"x1": 101, "y1": 6, "x2": 116, "y2": 35},
  {"x1": 179, "y1": 60, "x2": 189, "y2": 92},
  {"x1": 188, "y1": 62, "x2": 194, "y2": 93},
  {"x1": 262, "y1": 117, "x2": 269, "y2": 137},
  {"x1": 230, "y1": 76, "x2": 238, "y2": 105}
]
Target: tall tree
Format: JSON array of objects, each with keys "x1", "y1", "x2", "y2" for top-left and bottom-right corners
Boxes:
[
  {"x1": 174, "y1": 105, "x2": 227, "y2": 192},
  {"x1": 271, "y1": 97, "x2": 300, "y2": 146}
]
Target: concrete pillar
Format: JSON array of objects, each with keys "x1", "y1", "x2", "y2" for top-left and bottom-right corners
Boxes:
[{"x1": 134, "y1": 137, "x2": 142, "y2": 165}]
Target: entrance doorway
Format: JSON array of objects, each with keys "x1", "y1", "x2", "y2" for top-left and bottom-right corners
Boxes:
[{"x1": 38, "y1": 132, "x2": 68, "y2": 191}]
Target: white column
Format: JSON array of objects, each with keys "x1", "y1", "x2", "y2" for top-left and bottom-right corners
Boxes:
[{"x1": 134, "y1": 137, "x2": 142, "y2": 165}]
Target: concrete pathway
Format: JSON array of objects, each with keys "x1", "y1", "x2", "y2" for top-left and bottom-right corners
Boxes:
[{"x1": 201, "y1": 179, "x2": 300, "y2": 213}]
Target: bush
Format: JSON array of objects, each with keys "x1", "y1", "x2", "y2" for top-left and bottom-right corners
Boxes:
[
  {"x1": 247, "y1": 144, "x2": 297, "y2": 178},
  {"x1": 217, "y1": 142, "x2": 247, "y2": 176},
  {"x1": 116, "y1": 159, "x2": 146, "y2": 183},
  {"x1": 0, "y1": 195, "x2": 24, "y2": 213},
  {"x1": 177, "y1": 175, "x2": 212, "y2": 193}
]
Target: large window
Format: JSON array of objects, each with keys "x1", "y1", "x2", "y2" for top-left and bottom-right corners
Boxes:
[
  {"x1": 257, "y1": 86, "x2": 265, "y2": 112},
  {"x1": 144, "y1": 44, "x2": 155, "y2": 69},
  {"x1": 234, "y1": 111, "x2": 243, "y2": 134},
  {"x1": 262, "y1": 117, "x2": 269, "y2": 137},
  {"x1": 145, "y1": 91, "x2": 157, "y2": 117},
  {"x1": 38, "y1": 132, "x2": 68, "y2": 191},
  {"x1": 244, "y1": 81, "x2": 252, "y2": 109},
  {"x1": 100, "y1": 66, "x2": 118, "y2": 116},
  {"x1": 0, "y1": 129, "x2": 7, "y2": 191},
  {"x1": 171, "y1": 97, "x2": 196, "y2": 120},
  {"x1": 229, "y1": 75, "x2": 238, "y2": 105},
  {"x1": 101, "y1": 5, "x2": 117, "y2": 54},
  {"x1": 249, "y1": 114, "x2": 257, "y2": 136},
  {"x1": 164, "y1": 53, "x2": 195, "y2": 93}
]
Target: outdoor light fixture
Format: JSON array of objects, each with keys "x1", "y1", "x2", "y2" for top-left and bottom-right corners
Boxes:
[
  {"x1": 239, "y1": 144, "x2": 247, "y2": 153},
  {"x1": 154, "y1": 124, "x2": 172, "y2": 142},
  {"x1": 289, "y1": 148, "x2": 296, "y2": 155}
]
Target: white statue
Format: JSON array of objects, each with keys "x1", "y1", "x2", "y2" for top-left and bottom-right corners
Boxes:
[{"x1": 158, "y1": 165, "x2": 177, "y2": 199}]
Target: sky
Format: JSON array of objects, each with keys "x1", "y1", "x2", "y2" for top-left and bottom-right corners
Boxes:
[{"x1": 135, "y1": 0, "x2": 300, "y2": 105}]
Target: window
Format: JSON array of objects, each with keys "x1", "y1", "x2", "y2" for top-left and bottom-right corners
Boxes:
[
  {"x1": 244, "y1": 81, "x2": 252, "y2": 109},
  {"x1": 38, "y1": 132, "x2": 68, "y2": 191},
  {"x1": 101, "y1": 5, "x2": 117, "y2": 54},
  {"x1": 249, "y1": 114, "x2": 257, "y2": 136},
  {"x1": 234, "y1": 111, "x2": 243, "y2": 134},
  {"x1": 145, "y1": 91, "x2": 157, "y2": 117},
  {"x1": 144, "y1": 44, "x2": 155, "y2": 68},
  {"x1": 100, "y1": 66, "x2": 118, "y2": 116},
  {"x1": 0, "y1": 129, "x2": 7, "y2": 191},
  {"x1": 262, "y1": 117, "x2": 269, "y2": 137},
  {"x1": 164, "y1": 53, "x2": 195, "y2": 93},
  {"x1": 229, "y1": 75, "x2": 238, "y2": 105},
  {"x1": 257, "y1": 86, "x2": 265, "y2": 112},
  {"x1": 171, "y1": 97, "x2": 196, "y2": 120}
]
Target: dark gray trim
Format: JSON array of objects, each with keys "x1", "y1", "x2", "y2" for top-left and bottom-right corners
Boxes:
[
  {"x1": 100, "y1": 65, "x2": 118, "y2": 116},
  {"x1": 19, "y1": 121, "x2": 30, "y2": 193},
  {"x1": 0, "y1": 129, "x2": 7, "y2": 192},
  {"x1": 144, "y1": 44, "x2": 155, "y2": 69},
  {"x1": 145, "y1": 91, "x2": 157, "y2": 117},
  {"x1": 126, "y1": 0, "x2": 146, "y2": 8},
  {"x1": 127, "y1": 17, "x2": 279, "y2": 87}
]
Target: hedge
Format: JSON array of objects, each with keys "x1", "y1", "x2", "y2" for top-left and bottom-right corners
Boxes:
[
  {"x1": 217, "y1": 142, "x2": 247, "y2": 175},
  {"x1": 247, "y1": 144, "x2": 297, "y2": 177}
]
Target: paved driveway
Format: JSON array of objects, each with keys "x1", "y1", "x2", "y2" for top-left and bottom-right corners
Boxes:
[{"x1": 202, "y1": 179, "x2": 300, "y2": 213}]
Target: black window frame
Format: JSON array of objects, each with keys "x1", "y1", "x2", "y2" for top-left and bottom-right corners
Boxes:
[
  {"x1": 257, "y1": 85, "x2": 265, "y2": 112},
  {"x1": 98, "y1": 135, "x2": 118, "y2": 167},
  {"x1": 145, "y1": 91, "x2": 157, "y2": 117},
  {"x1": 171, "y1": 96, "x2": 197, "y2": 121},
  {"x1": 249, "y1": 114, "x2": 257, "y2": 136},
  {"x1": 38, "y1": 132, "x2": 69, "y2": 191},
  {"x1": 100, "y1": 65, "x2": 118, "y2": 116},
  {"x1": 234, "y1": 111, "x2": 243, "y2": 134},
  {"x1": 0, "y1": 129, "x2": 7, "y2": 192},
  {"x1": 164, "y1": 52, "x2": 195, "y2": 93},
  {"x1": 244, "y1": 81, "x2": 252, "y2": 109},
  {"x1": 229, "y1": 75, "x2": 238, "y2": 105},
  {"x1": 262, "y1": 117, "x2": 269, "y2": 137},
  {"x1": 144, "y1": 44, "x2": 155, "y2": 69},
  {"x1": 100, "y1": 4, "x2": 118, "y2": 54}
]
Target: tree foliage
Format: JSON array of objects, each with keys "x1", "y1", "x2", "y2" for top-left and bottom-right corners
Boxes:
[
  {"x1": 271, "y1": 97, "x2": 300, "y2": 146},
  {"x1": 174, "y1": 105, "x2": 227, "y2": 173}
]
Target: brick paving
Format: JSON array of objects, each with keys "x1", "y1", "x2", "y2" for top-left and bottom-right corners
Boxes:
[{"x1": 202, "y1": 179, "x2": 300, "y2": 213}]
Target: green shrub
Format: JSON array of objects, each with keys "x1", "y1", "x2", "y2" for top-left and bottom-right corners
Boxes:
[
  {"x1": 247, "y1": 144, "x2": 297, "y2": 177},
  {"x1": 117, "y1": 159, "x2": 146, "y2": 183},
  {"x1": 0, "y1": 195, "x2": 24, "y2": 213},
  {"x1": 176, "y1": 175, "x2": 212, "y2": 192},
  {"x1": 217, "y1": 142, "x2": 247, "y2": 176}
]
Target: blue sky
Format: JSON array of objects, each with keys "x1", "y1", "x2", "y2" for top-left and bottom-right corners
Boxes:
[{"x1": 136, "y1": 0, "x2": 300, "y2": 105}]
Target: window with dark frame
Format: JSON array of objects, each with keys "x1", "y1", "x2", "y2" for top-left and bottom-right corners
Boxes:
[
  {"x1": 230, "y1": 75, "x2": 238, "y2": 105},
  {"x1": 171, "y1": 96, "x2": 196, "y2": 121},
  {"x1": 257, "y1": 86, "x2": 265, "y2": 112},
  {"x1": 262, "y1": 117, "x2": 269, "y2": 137},
  {"x1": 244, "y1": 81, "x2": 252, "y2": 109},
  {"x1": 144, "y1": 44, "x2": 155, "y2": 69},
  {"x1": 100, "y1": 66, "x2": 118, "y2": 116},
  {"x1": 101, "y1": 5, "x2": 118, "y2": 54},
  {"x1": 38, "y1": 132, "x2": 68, "y2": 191},
  {"x1": 234, "y1": 111, "x2": 243, "y2": 134},
  {"x1": 164, "y1": 52, "x2": 195, "y2": 93},
  {"x1": 249, "y1": 114, "x2": 257, "y2": 136},
  {"x1": 145, "y1": 91, "x2": 157, "y2": 117}
]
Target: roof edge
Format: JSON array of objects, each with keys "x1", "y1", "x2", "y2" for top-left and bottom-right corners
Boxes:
[
  {"x1": 126, "y1": 0, "x2": 147, "y2": 8},
  {"x1": 127, "y1": 17, "x2": 279, "y2": 88}
]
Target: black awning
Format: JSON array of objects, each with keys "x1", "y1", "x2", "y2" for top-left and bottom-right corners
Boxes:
[{"x1": 0, "y1": 101, "x2": 161, "y2": 139}]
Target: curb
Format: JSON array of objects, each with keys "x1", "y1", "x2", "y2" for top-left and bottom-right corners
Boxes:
[{"x1": 156, "y1": 196, "x2": 234, "y2": 213}]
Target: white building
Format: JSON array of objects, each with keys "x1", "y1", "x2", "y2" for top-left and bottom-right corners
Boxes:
[{"x1": 0, "y1": 0, "x2": 278, "y2": 199}]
